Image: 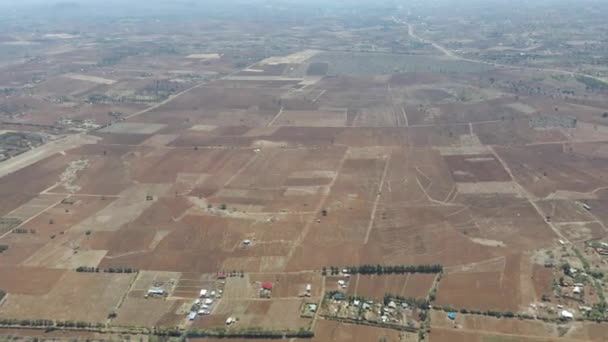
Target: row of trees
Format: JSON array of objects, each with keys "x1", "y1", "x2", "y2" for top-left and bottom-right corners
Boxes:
[
  {"x1": 76, "y1": 266, "x2": 137, "y2": 273},
  {"x1": 434, "y1": 305, "x2": 519, "y2": 319},
  {"x1": 185, "y1": 328, "x2": 314, "y2": 339},
  {"x1": 0, "y1": 318, "x2": 104, "y2": 329},
  {"x1": 323, "y1": 264, "x2": 443, "y2": 276},
  {"x1": 436, "y1": 304, "x2": 608, "y2": 323},
  {"x1": 12, "y1": 228, "x2": 31, "y2": 234}
]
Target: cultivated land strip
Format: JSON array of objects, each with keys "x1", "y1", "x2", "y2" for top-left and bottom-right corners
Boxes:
[
  {"x1": 0, "y1": 197, "x2": 65, "y2": 240},
  {"x1": 364, "y1": 155, "x2": 391, "y2": 244},
  {"x1": 267, "y1": 106, "x2": 285, "y2": 127},
  {"x1": 431, "y1": 326, "x2": 592, "y2": 342},
  {"x1": 285, "y1": 149, "x2": 350, "y2": 264}
]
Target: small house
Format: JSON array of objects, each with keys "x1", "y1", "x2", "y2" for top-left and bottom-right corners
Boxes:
[
  {"x1": 560, "y1": 310, "x2": 574, "y2": 320},
  {"x1": 188, "y1": 311, "x2": 197, "y2": 321},
  {"x1": 447, "y1": 312, "x2": 456, "y2": 320},
  {"x1": 262, "y1": 282, "x2": 274, "y2": 291},
  {"x1": 199, "y1": 289, "x2": 208, "y2": 298},
  {"x1": 332, "y1": 292, "x2": 346, "y2": 301}
]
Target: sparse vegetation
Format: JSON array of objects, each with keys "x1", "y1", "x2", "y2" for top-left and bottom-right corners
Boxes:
[{"x1": 2, "y1": 1, "x2": 608, "y2": 340}]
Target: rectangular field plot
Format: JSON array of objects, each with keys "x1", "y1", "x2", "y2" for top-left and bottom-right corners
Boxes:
[
  {"x1": 271, "y1": 109, "x2": 347, "y2": 127},
  {"x1": 495, "y1": 143, "x2": 608, "y2": 198},
  {"x1": 0, "y1": 266, "x2": 66, "y2": 295},
  {"x1": 435, "y1": 254, "x2": 540, "y2": 312},
  {"x1": 0, "y1": 272, "x2": 135, "y2": 323},
  {"x1": 5, "y1": 194, "x2": 65, "y2": 221},
  {"x1": 347, "y1": 273, "x2": 437, "y2": 301},
  {"x1": 311, "y1": 320, "x2": 404, "y2": 342},
  {"x1": 443, "y1": 154, "x2": 511, "y2": 182},
  {"x1": 98, "y1": 122, "x2": 167, "y2": 134},
  {"x1": 114, "y1": 298, "x2": 184, "y2": 327},
  {"x1": 193, "y1": 298, "x2": 311, "y2": 331}
]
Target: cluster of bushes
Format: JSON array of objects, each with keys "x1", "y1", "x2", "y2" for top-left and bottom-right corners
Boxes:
[
  {"x1": 325, "y1": 290, "x2": 343, "y2": 299},
  {"x1": 589, "y1": 270, "x2": 604, "y2": 280},
  {"x1": 336, "y1": 264, "x2": 443, "y2": 275},
  {"x1": 87, "y1": 94, "x2": 113, "y2": 104},
  {"x1": 0, "y1": 245, "x2": 7, "y2": 253},
  {"x1": 0, "y1": 289, "x2": 5, "y2": 301},
  {"x1": 152, "y1": 326, "x2": 182, "y2": 337},
  {"x1": 576, "y1": 75, "x2": 608, "y2": 91},
  {"x1": 185, "y1": 327, "x2": 314, "y2": 339},
  {"x1": 323, "y1": 315, "x2": 416, "y2": 332},
  {"x1": 384, "y1": 294, "x2": 429, "y2": 310},
  {"x1": 76, "y1": 266, "x2": 136, "y2": 273},
  {"x1": 12, "y1": 228, "x2": 30, "y2": 234},
  {"x1": 584, "y1": 302, "x2": 608, "y2": 321}
]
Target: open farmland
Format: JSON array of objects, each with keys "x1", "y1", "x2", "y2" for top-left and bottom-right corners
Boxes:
[
  {"x1": 0, "y1": 272, "x2": 135, "y2": 323},
  {"x1": 1, "y1": 1, "x2": 608, "y2": 341}
]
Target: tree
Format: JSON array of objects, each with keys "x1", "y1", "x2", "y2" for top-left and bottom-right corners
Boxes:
[{"x1": 561, "y1": 262, "x2": 571, "y2": 276}]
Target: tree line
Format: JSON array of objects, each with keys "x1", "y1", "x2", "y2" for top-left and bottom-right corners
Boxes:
[
  {"x1": 185, "y1": 327, "x2": 314, "y2": 339},
  {"x1": 76, "y1": 266, "x2": 137, "y2": 273},
  {"x1": 323, "y1": 264, "x2": 442, "y2": 276},
  {"x1": 0, "y1": 318, "x2": 104, "y2": 329}
]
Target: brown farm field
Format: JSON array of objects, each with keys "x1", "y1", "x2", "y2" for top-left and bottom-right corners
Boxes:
[
  {"x1": 347, "y1": 273, "x2": 436, "y2": 301},
  {"x1": 1, "y1": 2, "x2": 608, "y2": 341},
  {"x1": 0, "y1": 272, "x2": 135, "y2": 323}
]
